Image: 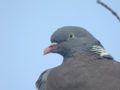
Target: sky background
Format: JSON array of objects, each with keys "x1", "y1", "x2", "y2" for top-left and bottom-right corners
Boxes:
[{"x1": 0, "y1": 0, "x2": 120, "y2": 90}]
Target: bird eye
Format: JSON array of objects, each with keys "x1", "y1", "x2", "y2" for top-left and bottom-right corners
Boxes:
[{"x1": 69, "y1": 33, "x2": 75, "y2": 39}]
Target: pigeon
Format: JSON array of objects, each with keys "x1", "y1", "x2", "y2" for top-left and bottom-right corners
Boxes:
[{"x1": 36, "y1": 26, "x2": 120, "y2": 90}]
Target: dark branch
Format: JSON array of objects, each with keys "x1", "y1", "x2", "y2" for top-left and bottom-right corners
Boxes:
[{"x1": 97, "y1": 0, "x2": 120, "y2": 22}]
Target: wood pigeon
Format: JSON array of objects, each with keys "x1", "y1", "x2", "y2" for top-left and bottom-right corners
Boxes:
[{"x1": 36, "y1": 26, "x2": 120, "y2": 90}]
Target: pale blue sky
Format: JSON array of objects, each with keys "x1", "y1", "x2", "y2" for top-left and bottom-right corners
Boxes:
[{"x1": 0, "y1": 0, "x2": 120, "y2": 90}]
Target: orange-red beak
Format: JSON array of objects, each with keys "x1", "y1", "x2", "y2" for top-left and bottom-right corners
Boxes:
[{"x1": 43, "y1": 43, "x2": 58, "y2": 55}]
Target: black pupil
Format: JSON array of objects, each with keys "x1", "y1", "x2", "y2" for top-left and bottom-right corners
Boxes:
[{"x1": 70, "y1": 34, "x2": 73, "y2": 38}]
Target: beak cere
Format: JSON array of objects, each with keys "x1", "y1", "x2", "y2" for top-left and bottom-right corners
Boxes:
[{"x1": 43, "y1": 43, "x2": 58, "y2": 55}]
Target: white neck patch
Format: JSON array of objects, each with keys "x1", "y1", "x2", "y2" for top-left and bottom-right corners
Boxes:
[{"x1": 91, "y1": 45, "x2": 109, "y2": 56}]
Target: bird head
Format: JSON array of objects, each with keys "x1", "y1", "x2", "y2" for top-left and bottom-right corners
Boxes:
[{"x1": 44, "y1": 26, "x2": 102, "y2": 58}]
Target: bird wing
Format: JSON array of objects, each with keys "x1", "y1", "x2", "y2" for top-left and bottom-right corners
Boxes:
[{"x1": 36, "y1": 69, "x2": 52, "y2": 90}]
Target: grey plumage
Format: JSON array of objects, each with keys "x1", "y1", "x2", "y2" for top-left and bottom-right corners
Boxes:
[{"x1": 36, "y1": 26, "x2": 120, "y2": 90}]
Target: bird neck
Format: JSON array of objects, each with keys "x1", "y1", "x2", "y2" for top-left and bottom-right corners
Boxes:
[
  {"x1": 90, "y1": 45, "x2": 113, "y2": 60},
  {"x1": 63, "y1": 45, "x2": 113, "y2": 61}
]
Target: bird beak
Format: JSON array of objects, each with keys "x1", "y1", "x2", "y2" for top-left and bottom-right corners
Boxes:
[{"x1": 43, "y1": 43, "x2": 58, "y2": 55}]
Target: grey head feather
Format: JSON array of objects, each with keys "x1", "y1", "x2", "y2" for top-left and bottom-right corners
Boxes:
[{"x1": 51, "y1": 26, "x2": 105, "y2": 59}]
